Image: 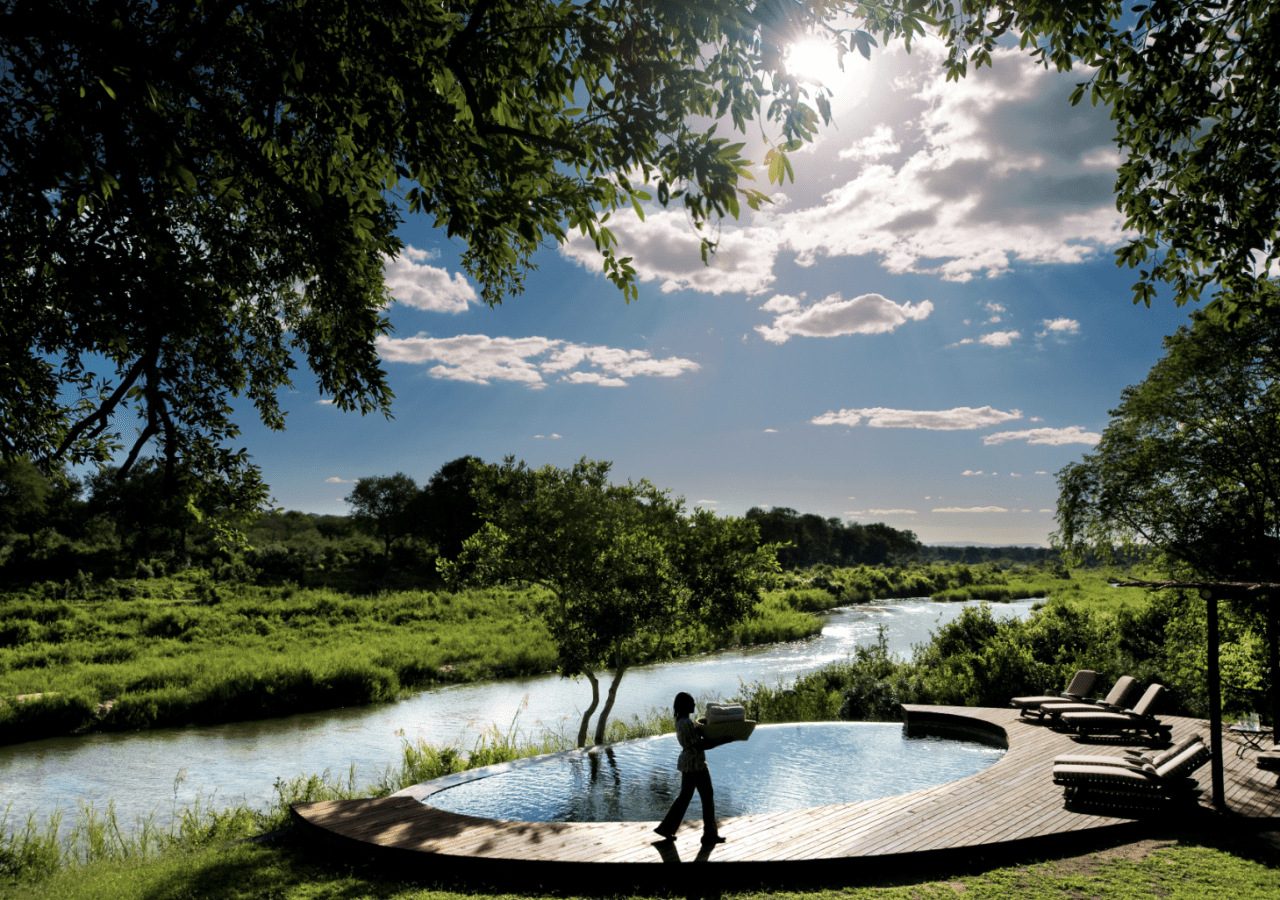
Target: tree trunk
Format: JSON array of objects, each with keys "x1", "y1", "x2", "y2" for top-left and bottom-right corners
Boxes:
[
  {"x1": 593, "y1": 662, "x2": 628, "y2": 746},
  {"x1": 576, "y1": 671, "x2": 600, "y2": 748}
]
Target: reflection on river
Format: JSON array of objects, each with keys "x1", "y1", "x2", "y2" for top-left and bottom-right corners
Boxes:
[{"x1": 0, "y1": 597, "x2": 1035, "y2": 830}]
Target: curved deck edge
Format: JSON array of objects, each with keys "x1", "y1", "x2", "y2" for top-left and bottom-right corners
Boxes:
[{"x1": 291, "y1": 707, "x2": 1255, "y2": 890}]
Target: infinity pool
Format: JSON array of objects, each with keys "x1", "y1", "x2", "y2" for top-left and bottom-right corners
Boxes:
[{"x1": 424, "y1": 722, "x2": 1005, "y2": 823}]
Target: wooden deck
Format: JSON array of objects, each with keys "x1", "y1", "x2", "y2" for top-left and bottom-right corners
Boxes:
[{"x1": 292, "y1": 707, "x2": 1280, "y2": 888}]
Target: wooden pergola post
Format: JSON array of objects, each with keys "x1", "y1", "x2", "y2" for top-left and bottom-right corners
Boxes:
[
  {"x1": 1205, "y1": 592, "x2": 1225, "y2": 809},
  {"x1": 1271, "y1": 597, "x2": 1279, "y2": 750},
  {"x1": 1117, "y1": 578, "x2": 1280, "y2": 811}
]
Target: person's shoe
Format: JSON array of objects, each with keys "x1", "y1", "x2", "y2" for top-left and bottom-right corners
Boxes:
[
  {"x1": 653, "y1": 827, "x2": 676, "y2": 840},
  {"x1": 701, "y1": 834, "x2": 726, "y2": 845}
]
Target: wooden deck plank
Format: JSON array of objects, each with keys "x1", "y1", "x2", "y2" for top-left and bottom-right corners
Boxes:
[{"x1": 292, "y1": 707, "x2": 1277, "y2": 879}]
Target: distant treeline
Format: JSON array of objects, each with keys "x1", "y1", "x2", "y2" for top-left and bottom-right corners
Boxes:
[
  {"x1": 1, "y1": 453, "x2": 1054, "y2": 589},
  {"x1": 743, "y1": 507, "x2": 1055, "y2": 568}
]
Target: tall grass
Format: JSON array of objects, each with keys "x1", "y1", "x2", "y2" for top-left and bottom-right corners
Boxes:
[{"x1": 0, "y1": 572, "x2": 845, "y2": 744}]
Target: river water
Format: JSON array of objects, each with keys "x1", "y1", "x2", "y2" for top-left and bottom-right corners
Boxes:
[{"x1": 0, "y1": 598, "x2": 1036, "y2": 831}]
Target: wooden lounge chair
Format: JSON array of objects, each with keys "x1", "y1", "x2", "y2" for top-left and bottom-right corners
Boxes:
[
  {"x1": 1052, "y1": 733, "x2": 1204, "y2": 770},
  {"x1": 1058, "y1": 683, "x2": 1173, "y2": 742},
  {"x1": 1010, "y1": 669, "x2": 1099, "y2": 719},
  {"x1": 1256, "y1": 747, "x2": 1280, "y2": 773},
  {"x1": 1038, "y1": 675, "x2": 1141, "y2": 722},
  {"x1": 1053, "y1": 735, "x2": 1210, "y2": 809}
]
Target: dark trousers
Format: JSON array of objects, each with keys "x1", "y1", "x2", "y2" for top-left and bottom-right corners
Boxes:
[{"x1": 657, "y1": 768, "x2": 717, "y2": 837}]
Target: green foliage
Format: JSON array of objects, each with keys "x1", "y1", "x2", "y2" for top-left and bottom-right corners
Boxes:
[
  {"x1": 751, "y1": 584, "x2": 1270, "y2": 724},
  {"x1": 344, "y1": 472, "x2": 421, "y2": 556},
  {"x1": 450, "y1": 456, "x2": 778, "y2": 745},
  {"x1": 0, "y1": 581, "x2": 560, "y2": 743},
  {"x1": 745, "y1": 506, "x2": 921, "y2": 567},
  {"x1": 1057, "y1": 293, "x2": 1280, "y2": 584},
  {"x1": 1, "y1": 1, "x2": 906, "y2": 511}
]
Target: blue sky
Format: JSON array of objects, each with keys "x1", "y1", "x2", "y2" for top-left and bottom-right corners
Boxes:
[{"x1": 245, "y1": 40, "x2": 1197, "y2": 546}]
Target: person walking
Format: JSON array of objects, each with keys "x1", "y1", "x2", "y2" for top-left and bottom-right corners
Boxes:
[{"x1": 654, "y1": 691, "x2": 728, "y2": 846}]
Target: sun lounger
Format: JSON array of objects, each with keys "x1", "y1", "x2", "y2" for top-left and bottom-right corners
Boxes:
[
  {"x1": 1256, "y1": 747, "x2": 1280, "y2": 773},
  {"x1": 1038, "y1": 675, "x2": 1141, "y2": 722},
  {"x1": 1052, "y1": 734, "x2": 1204, "y2": 770},
  {"x1": 1053, "y1": 735, "x2": 1210, "y2": 808},
  {"x1": 1010, "y1": 669, "x2": 1099, "y2": 719},
  {"x1": 1058, "y1": 683, "x2": 1173, "y2": 742}
]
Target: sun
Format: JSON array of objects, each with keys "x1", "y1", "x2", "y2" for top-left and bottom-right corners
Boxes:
[{"x1": 782, "y1": 36, "x2": 850, "y2": 89}]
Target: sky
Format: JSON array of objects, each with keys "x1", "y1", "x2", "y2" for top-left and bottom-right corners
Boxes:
[{"x1": 242, "y1": 38, "x2": 1199, "y2": 547}]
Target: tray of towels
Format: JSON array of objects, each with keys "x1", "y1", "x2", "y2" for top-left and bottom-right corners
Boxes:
[{"x1": 698, "y1": 702, "x2": 756, "y2": 742}]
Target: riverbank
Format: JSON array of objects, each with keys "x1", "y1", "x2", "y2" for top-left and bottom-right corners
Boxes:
[
  {"x1": 0, "y1": 563, "x2": 1099, "y2": 745},
  {"x1": 0, "y1": 579, "x2": 828, "y2": 746}
]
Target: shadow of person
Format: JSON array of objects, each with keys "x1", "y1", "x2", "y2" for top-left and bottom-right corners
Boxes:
[
  {"x1": 649, "y1": 836, "x2": 725, "y2": 899},
  {"x1": 652, "y1": 838, "x2": 682, "y2": 865}
]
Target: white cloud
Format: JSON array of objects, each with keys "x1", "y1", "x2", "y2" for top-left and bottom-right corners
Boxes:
[
  {"x1": 984, "y1": 426, "x2": 1100, "y2": 446},
  {"x1": 533, "y1": 433, "x2": 562, "y2": 440},
  {"x1": 695, "y1": 499, "x2": 720, "y2": 507},
  {"x1": 978, "y1": 330, "x2": 1021, "y2": 347},
  {"x1": 756, "y1": 292, "x2": 933, "y2": 343},
  {"x1": 377, "y1": 333, "x2": 699, "y2": 389},
  {"x1": 812, "y1": 405, "x2": 1022, "y2": 430},
  {"x1": 763, "y1": 427, "x2": 779, "y2": 433},
  {"x1": 1038, "y1": 317, "x2": 1082, "y2": 339},
  {"x1": 557, "y1": 44, "x2": 1126, "y2": 296},
  {"x1": 933, "y1": 506, "x2": 1011, "y2": 513},
  {"x1": 560, "y1": 210, "x2": 783, "y2": 295},
  {"x1": 324, "y1": 476, "x2": 354, "y2": 484},
  {"x1": 837, "y1": 124, "x2": 901, "y2": 162},
  {"x1": 760, "y1": 294, "x2": 803, "y2": 313},
  {"x1": 561, "y1": 371, "x2": 628, "y2": 388},
  {"x1": 866, "y1": 508, "x2": 918, "y2": 516},
  {"x1": 961, "y1": 469, "x2": 987, "y2": 477},
  {"x1": 1035, "y1": 470, "x2": 1049, "y2": 476},
  {"x1": 384, "y1": 245, "x2": 477, "y2": 313},
  {"x1": 316, "y1": 398, "x2": 337, "y2": 406}
]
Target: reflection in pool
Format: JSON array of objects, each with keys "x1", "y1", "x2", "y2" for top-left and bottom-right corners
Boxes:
[{"x1": 425, "y1": 722, "x2": 1004, "y2": 823}]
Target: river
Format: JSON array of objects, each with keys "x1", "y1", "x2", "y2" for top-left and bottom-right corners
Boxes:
[{"x1": 0, "y1": 597, "x2": 1037, "y2": 831}]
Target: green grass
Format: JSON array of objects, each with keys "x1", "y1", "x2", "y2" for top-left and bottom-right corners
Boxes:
[
  {"x1": 0, "y1": 573, "x2": 833, "y2": 744},
  {"x1": 7, "y1": 832, "x2": 1277, "y2": 899}
]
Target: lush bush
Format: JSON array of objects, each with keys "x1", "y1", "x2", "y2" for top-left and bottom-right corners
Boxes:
[{"x1": 737, "y1": 587, "x2": 1270, "y2": 725}]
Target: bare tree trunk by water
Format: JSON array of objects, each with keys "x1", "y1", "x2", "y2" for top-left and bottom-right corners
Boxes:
[
  {"x1": 576, "y1": 671, "x2": 599, "y2": 748},
  {"x1": 592, "y1": 663, "x2": 628, "y2": 746}
]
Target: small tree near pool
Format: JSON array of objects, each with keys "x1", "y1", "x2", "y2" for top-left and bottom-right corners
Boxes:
[{"x1": 444, "y1": 457, "x2": 777, "y2": 747}]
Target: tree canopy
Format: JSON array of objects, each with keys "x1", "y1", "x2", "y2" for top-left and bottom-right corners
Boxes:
[
  {"x1": 1056, "y1": 285, "x2": 1280, "y2": 583},
  {"x1": 345, "y1": 472, "x2": 420, "y2": 557},
  {"x1": 446, "y1": 457, "x2": 777, "y2": 746},
  {"x1": 1, "y1": 0, "x2": 872, "y2": 506},
  {"x1": 745, "y1": 506, "x2": 921, "y2": 567},
  {"x1": 5, "y1": 0, "x2": 1277, "y2": 516}
]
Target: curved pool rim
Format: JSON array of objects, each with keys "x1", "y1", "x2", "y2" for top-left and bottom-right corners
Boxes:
[
  {"x1": 294, "y1": 707, "x2": 1223, "y2": 889},
  {"x1": 393, "y1": 717, "x2": 1011, "y2": 817}
]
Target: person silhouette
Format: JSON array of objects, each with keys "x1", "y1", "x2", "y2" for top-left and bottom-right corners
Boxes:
[{"x1": 653, "y1": 691, "x2": 729, "y2": 846}]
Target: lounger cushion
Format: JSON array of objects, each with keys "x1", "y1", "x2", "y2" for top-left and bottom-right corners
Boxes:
[
  {"x1": 1011, "y1": 670, "x2": 1098, "y2": 708},
  {"x1": 1052, "y1": 735, "x2": 1203, "y2": 769}
]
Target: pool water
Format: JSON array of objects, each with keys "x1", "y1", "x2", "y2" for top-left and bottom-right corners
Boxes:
[{"x1": 425, "y1": 722, "x2": 1004, "y2": 823}]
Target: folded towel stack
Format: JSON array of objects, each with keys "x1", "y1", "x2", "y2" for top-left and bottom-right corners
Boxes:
[
  {"x1": 699, "y1": 703, "x2": 755, "y2": 742},
  {"x1": 705, "y1": 703, "x2": 746, "y2": 723}
]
